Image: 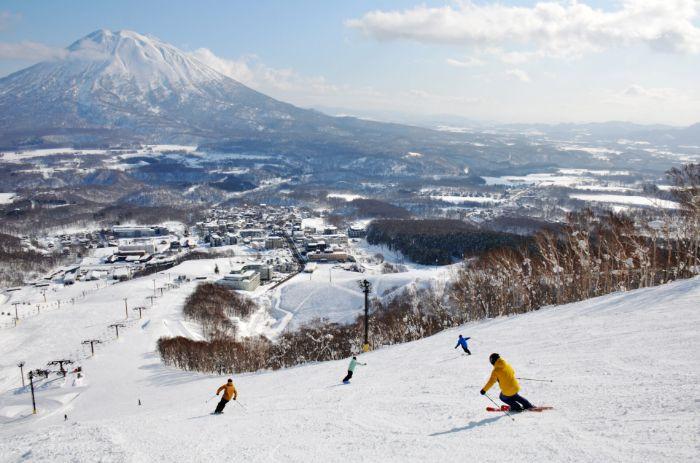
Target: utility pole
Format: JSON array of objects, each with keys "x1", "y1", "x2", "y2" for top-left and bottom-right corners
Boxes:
[
  {"x1": 133, "y1": 306, "x2": 147, "y2": 319},
  {"x1": 17, "y1": 361, "x2": 25, "y2": 388},
  {"x1": 358, "y1": 279, "x2": 372, "y2": 352},
  {"x1": 47, "y1": 359, "x2": 73, "y2": 377},
  {"x1": 28, "y1": 371, "x2": 37, "y2": 414},
  {"x1": 82, "y1": 339, "x2": 101, "y2": 356},
  {"x1": 12, "y1": 301, "x2": 20, "y2": 321},
  {"x1": 123, "y1": 298, "x2": 128, "y2": 319},
  {"x1": 109, "y1": 323, "x2": 126, "y2": 339}
]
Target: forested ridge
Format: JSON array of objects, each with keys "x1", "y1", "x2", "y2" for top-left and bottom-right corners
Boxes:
[{"x1": 366, "y1": 219, "x2": 528, "y2": 264}]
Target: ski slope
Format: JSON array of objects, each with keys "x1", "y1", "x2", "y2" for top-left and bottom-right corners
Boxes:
[{"x1": 1, "y1": 277, "x2": 699, "y2": 462}]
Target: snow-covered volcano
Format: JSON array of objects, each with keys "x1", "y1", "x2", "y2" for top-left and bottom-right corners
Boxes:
[{"x1": 0, "y1": 29, "x2": 331, "y2": 145}]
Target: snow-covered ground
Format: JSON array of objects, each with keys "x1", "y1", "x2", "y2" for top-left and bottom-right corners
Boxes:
[
  {"x1": 0, "y1": 192, "x2": 16, "y2": 204},
  {"x1": 0, "y1": 145, "x2": 197, "y2": 162},
  {"x1": 431, "y1": 195, "x2": 504, "y2": 204},
  {"x1": 262, "y1": 239, "x2": 452, "y2": 333},
  {"x1": 327, "y1": 193, "x2": 365, "y2": 202},
  {"x1": 570, "y1": 194, "x2": 680, "y2": 209},
  {"x1": 268, "y1": 261, "x2": 450, "y2": 332},
  {"x1": 1, "y1": 268, "x2": 698, "y2": 461}
]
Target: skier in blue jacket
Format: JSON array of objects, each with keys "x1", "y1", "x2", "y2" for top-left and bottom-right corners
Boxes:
[{"x1": 455, "y1": 335, "x2": 471, "y2": 355}]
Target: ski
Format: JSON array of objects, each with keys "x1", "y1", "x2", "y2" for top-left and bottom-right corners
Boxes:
[{"x1": 486, "y1": 406, "x2": 553, "y2": 412}]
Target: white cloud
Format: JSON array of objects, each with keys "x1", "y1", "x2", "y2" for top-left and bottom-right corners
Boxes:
[
  {"x1": 505, "y1": 69, "x2": 531, "y2": 83},
  {"x1": 189, "y1": 48, "x2": 256, "y2": 83},
  {"x1": 347, "y1": 1, "x2": 700, "y2": 57},
  {"x1": 189, "y1": 48, "x2": 338, "y2": 95},
  {"x1": 0, "y1": 41, "x2": 67, "y2": 60},
  {"x1": 619, "y1": 84, "x2": 681, "y2": 100},
  {"x1": 446, "y1": 56, "x2": 484, "y2": 67}
]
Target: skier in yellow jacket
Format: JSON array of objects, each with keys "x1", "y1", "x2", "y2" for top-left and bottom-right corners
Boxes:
[
  {"x1": 480, "y1": 353, "x2": 534, "y2": 412},
  {"x1": 213, "y1": 378, "x2": 237, "y2": 414}
]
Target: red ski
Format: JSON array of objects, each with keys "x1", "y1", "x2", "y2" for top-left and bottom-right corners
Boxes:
[{"x1": 486, "y1": 406, "x2": 553, "y2": 412}]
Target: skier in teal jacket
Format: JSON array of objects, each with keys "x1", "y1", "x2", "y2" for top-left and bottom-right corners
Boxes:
[{"x1": 342, "y1": 356, "x2": 366, "y2": 383}]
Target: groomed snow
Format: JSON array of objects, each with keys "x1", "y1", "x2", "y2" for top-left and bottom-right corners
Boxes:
[
  {"x1": 268, "y1": 261, "x2": 451, "y2": 332},
  {"x1": 1, "y1": 271, "x2": 698, "y2": 461}
]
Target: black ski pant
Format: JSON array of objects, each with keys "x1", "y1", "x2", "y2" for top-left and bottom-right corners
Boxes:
[
  {"x1": 214, "y1": 397, "x2": 230, "y2": 414},
  {"x1": 499, "y1": 392, "x2": 533, "y2": 411},
  {"x1": 461, "y1": 346, "x2": 472, "y2": 355},
  {"x1": 342, "y1": 370, "x2": 353, "y2": 382}
]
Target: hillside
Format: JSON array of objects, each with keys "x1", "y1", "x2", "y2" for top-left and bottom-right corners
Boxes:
[{"x1": 1, "y1": 271, "x2": 698, "y2": 461}]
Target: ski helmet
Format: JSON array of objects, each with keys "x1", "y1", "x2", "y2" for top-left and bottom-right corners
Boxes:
[
  {"x1": 227, "y1": 378, "x2": 233, "y2": 383},
  {"x1": 489, "y1": 353, "x2": 500, "y2": 365}
]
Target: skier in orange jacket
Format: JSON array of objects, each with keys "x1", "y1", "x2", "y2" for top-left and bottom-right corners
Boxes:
[{"x1": 213, "y1": 378, "x2": 237, "y2": 414}]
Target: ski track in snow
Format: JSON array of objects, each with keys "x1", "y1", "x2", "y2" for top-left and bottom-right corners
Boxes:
[{"x1": 0, "y1": 274, "x2": 698, "y2": 461}]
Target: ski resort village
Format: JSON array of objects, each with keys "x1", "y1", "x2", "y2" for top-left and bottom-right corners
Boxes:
[{"x1": 1, "y1": 5, "x2": 700, "y2": 462}]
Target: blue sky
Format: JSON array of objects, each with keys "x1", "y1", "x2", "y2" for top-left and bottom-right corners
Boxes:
[{"x1": 1, "y1": 1, "x2": 699, "y2": 125}]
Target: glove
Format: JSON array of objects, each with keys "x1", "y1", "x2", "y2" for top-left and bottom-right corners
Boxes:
[
  {"x1": 480, "y1": 389, "x2": 486, "y2": 395},
  {"x1": 233, "y1": 397, "x2": 237, "y2": 400}
]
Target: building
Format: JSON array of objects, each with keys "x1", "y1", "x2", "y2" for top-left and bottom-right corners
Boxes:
[
  {"x1": 219, "y1": 271, "x2": 260, "y2": 291},
  {"x1": 265, "y1": 236, "x2": 285, "y2": 249},
  {"x1": 112, "y1": 225, "x2": 168, "y2": 238},
  {"x1": 307, "y1": 251, "x2": 352, "y2": 262},
  {"x1": 209, "y1": 233, "x2": 223, "y2": 247},
  {"x1": 347, "y1": 226, "x2": 366, "y2": 238},
  {"x1": 241, "y1": 263, "x2": 272, "y2": 281},
  {"x1": 240, "y1": 228, "x2": 265, "y2": 238},
  {"x1": 224, "y1": 232, "x2": 238, "y2": 245},
  {"x1": 117, "y1": 238, "x2": 157, "y2": 255}
]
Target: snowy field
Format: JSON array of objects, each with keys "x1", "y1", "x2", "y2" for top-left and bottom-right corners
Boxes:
[
  {"x1": 570, "y1": 193, "x2": 680, "y2": 209},
  {"x1": 0, "y1": 192, "x2": 16, "y2": 204},
  {"x1": 431, "y1": 195, "x2": 504, "y2": 204},
  {"x1": 1, "y1": 270, "x2": 698, "y2": 461}
]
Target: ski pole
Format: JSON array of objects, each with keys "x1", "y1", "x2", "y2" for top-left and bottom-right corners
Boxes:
[
  {"x1": 235, "y1": 400, "x2": 247, "y2": 411},
  {"x1": 484, "y1": 393, "x2": 515, "y2": 422},
  {"x1": 517, "y1": 377, "x2": 553, "y2": 383},
  {"x1": 205, "y1": 395, "x2": 217, "y2": 403}
]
